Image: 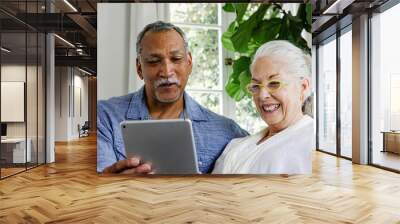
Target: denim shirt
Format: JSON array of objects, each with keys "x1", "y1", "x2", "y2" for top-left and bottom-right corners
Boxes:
[{"x1": 97, "y1": 87, "x2": 248, "y2": 173}]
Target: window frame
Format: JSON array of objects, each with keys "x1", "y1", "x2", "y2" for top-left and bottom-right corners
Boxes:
[
  {"x1": 166, "y1": 3, "x2": 236, "y2": 119},
  {"x1": 314, "y1": 24, "x2": 353, "y2": 161}
]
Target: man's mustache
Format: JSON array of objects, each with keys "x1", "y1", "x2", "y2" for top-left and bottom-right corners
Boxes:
[{"x1": 154, "y1": 76, "x2": 181, "y2": 88}]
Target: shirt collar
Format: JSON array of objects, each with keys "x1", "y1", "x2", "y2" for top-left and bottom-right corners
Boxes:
[{"x1": 126, "y1": 86, "x2": 209, "y2": 121}]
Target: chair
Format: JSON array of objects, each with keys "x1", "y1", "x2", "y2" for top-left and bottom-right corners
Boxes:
[{"x1": 78, "y1": 121, "x2": 90, "y2": 138}]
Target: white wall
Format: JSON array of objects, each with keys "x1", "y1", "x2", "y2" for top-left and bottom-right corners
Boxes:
[
  {"x1": 1, "y1": 66, "x2": 26, "y2": 126},
  {"x1": 72, "y1": 73, "x2": 89, "y2": 138},
  {"x1": 97, "y1": 3, "x2": 166, "y2": 100},
  {"x1": 1, "y1": 82, "x2": 25, "y2": 122},
  {"x1": 54, "y1": 67, "x2": 89, "y2": 141},
  {"x1": 55, "y1": 67, "x2": 69, "y2": 141},
  {"x1": 1, "y1": 63, "x2": 47, "y2": 164},
  {"x1": 97, "y1": 3, "x2": 131, "y2": 100},
  {"x1": 1, "y1": 65, "x2": 37, "y2": 137}
]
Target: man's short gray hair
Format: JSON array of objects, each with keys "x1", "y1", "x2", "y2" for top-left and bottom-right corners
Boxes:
[
  {"x1": 136, "y1": 21, "x2": 189, "y2": 56},
  {"x1": 251, "y1": 40, "x2": 313, "y2": 117}
]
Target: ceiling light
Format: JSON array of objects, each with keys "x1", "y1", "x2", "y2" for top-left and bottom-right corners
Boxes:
[
  {"x1": 54, "y1": 34, "x2": 75, "y2": 48},
  {"x1": 78, "y1": 67, "x2": 92, "y2": 76},
  {"x1": 1, "y1": 47, "x2": 11, "y2": 53},
  {"x1": 63, "y1": 0, "x2": 78, "y2": 12},
  {"x1": 323, "y1": 0, "x2": 354, "y2": 15}
]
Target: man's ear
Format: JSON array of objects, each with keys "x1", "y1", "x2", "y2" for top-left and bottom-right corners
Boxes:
[{"x1": 136, "y1": 57, "x2": 143, "y2": 80}]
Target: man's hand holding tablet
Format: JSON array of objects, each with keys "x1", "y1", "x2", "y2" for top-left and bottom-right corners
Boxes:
[
  {"x1": 105, "y1": 119, "x2": 200, "y2": 175},
  {"x1": 102, "y1": 157, "x2": 153, "y2": 174}
]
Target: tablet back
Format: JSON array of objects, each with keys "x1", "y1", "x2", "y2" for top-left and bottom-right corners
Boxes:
[{"x1": 120, "y1": 119, "x2": 200, "y2": 174}]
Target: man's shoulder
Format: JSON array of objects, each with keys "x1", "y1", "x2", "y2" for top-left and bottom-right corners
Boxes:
[
  {"x1": 202, "y1": 107, "x2": 233, "y2": 123},
  {"x1": 97, "y1": 92, "x2": 139, "y2": 122},
  {"x1": 98, "y1": 92, "x2": 136, "y2": 112},
  {"x1": 99, "y1": 93, "x2": 135, "y2": 107}
]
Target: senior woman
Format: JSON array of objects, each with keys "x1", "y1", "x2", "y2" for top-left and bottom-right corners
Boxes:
[{"x1": 213, "y1": 40, "x2": 314, "y2": 174}]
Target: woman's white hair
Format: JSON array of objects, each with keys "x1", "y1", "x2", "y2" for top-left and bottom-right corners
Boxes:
[{"x1": 250, "y1": 40, "x2": 313, "y2": 116}]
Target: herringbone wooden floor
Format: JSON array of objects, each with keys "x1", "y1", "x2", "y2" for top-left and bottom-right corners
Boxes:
[{"x1": 1, "y1": 135, "x2": 400, "y2": 224}]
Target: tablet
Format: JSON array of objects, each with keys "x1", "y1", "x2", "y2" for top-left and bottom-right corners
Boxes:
[{"x1": 120, "y1": 119, "x2": 200, "y2": 174}]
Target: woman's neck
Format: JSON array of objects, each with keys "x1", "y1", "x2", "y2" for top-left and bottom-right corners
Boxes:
[{"x1": 257, "y1": 113, "x2": 304, "y2": 145}]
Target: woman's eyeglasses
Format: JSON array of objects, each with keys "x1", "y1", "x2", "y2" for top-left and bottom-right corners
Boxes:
[{"x1": 246, "y1": 80, "x2": 288, "y2": 95}]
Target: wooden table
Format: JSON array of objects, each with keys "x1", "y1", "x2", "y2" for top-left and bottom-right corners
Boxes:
[{"x1": 382, "y1": 131, "x2": 400, "y2": 154}]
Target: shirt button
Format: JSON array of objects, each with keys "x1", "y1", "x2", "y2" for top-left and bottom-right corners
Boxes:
[{"x1": 199, "y1": 161, "x2": 203, "y2": 165}]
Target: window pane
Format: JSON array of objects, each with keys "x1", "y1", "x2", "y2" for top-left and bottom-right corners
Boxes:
[
  {"x1": 340, "y1": 30, "x2": 352, "y2": 158},
  {"x1": 318, "y1": 38, "x2": 337, "y2": 155},
  {"x1": 188, "y1": 92, "x2": 221, "y2": 114},
  {"x1": 371, "y1": 4, "x2": 400, "y2": 171},
  {"x1": 182, "y1": 27, "x2": 220, "y2": 90},
  {"x1": 235, "y1": 96, "x2": 266, "y2": 134},
  {"x1": 169, "y1": 3, "x2": 218, "y2": 25},
  {"x1": 391, "y1": 75, "x2": 400, "y2": 116},
  {"x1": 1, "y1": 31, "x2": 28, "y2": 177}
]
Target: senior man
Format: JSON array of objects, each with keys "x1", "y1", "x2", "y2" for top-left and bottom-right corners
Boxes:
[{"x1": 97, "y1": 21, "x2": 248, "y2": 174}]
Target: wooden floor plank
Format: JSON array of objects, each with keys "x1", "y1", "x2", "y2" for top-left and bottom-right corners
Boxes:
[{"x1": 0, "y1": 135, "x2": 400, "y2": 223}]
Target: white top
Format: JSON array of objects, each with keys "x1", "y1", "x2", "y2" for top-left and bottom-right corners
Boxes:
[{"x1": 212, "y1": 115, "x2": 315, "y2": 174}]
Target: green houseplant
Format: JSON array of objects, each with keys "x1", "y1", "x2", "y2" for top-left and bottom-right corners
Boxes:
[{"x1": 222, "y1": 3, "x2": 312, "y2": 101}]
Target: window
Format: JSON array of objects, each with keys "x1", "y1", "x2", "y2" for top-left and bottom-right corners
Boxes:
[
  {"x1": 317, "y1": 36, "x2": 337, "y2": 155},
  {"x1": 168, "y1": 3, "x2": 223, "y2": 114},
  {"x1": 390, "y1": 74, "x2": 400, "y2": 130},
  {"x1": 339, "y1": 28, "x2": 352, "y2": 158},
  {"x1": 316, "y1": 28, "x2": 352, "y2": 159},
  {"x1": 0, "y1": 1, "x2": 47, "y2": 179},
  {"x1": 371, "y1": 3, "x2": 400, "y2": 171},
  {"x1": 168, "y1": 3, "x2": 265, "y2": 134}
]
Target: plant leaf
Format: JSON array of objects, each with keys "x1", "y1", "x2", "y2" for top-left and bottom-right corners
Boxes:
[
  {"x1": 233, "y1": 3, "x2": 248, "y2": 23},
  {"x1": 296, "y1": 3, "x2": 311, "y2": 33},
  {"x1": 223, "y1": 3, "x2": 235, "y2": 12},
  {"x1": 231, "y1": 4, "x2": 269, "y2": 53},
  {"x1": 239, "y1": 69, "x2": 252, "y2": 95},
  {"x1": 247, "y1": 39, "x2": 261, "y2": 56},
  {"x1": 278, "y1": 14, "x2": 289, "y2": 40},
  {"x1": 306, "y1": 3, "x2": 312, "y2": 27},
  {"x1": 221, "y1": 21, "x2": 238, "y2": 52},
  {"x1": 253, "y1": 18, "x2": 281, "y2": 45},
  {"x1": 305, "y1": 3, "x2": 312, "y2": 32},
  {"x1": 225, "y1": 79, "x2": 246, "y2": 101},
  {"x1": 232, "y1": 56, "x2": 251, "y2": 78},
  {"x1": 225, "y1": 56, "x2": 251, "y2": 100},
  {"x1": 222, "y1": 2, "x2": 311, "y2": 101}
]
